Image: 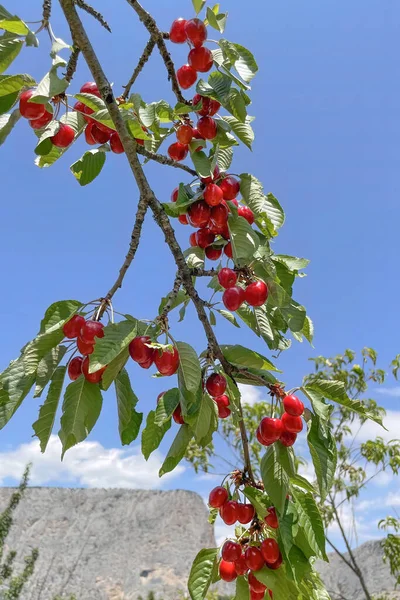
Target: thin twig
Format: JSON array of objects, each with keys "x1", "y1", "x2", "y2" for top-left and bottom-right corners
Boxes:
[
  {"x1": 59, "y1": 0, "x2": 256, "y2": 486},
  {"x1": 122, "y1": 37, "x2": 156, "y2": 100},
  {"x1": 124, "y1": 0, "x2": 188, "y2": 105},
  {"x1": 159, "y1": 274, "x2": 183, "y2": 319},
  {"x1": 326, "y1": 537, "x2": 359, "y2": 575},
  {"x1": 190, "y1": 268, "x2": 218, "y2": 277},
  {"x1": 74, "y1": 0, "x2": 111, "y2": 32},
  {"x1": 42, "y1": 0, "x2": 52, "y2": 23},
  {"x1": 136, "y1": 146, "x2": 197, "y2": 176},
  {"x1": 64, "y1": 46, "x2": 80, "y2": 83}
]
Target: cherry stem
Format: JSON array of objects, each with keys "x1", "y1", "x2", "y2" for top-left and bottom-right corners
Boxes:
[{"x1": 121, "y1": 36, "x2": 156, "y2": 100}]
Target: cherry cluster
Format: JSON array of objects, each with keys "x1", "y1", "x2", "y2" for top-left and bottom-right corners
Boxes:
[
  {"x1": 129, "y1": 335, "x2": 180, "y2": 376},
  {"x1": 257, "y1": 394, "x2": 305, "y2": 448},
  {"x1": 19, "y1": 89, "x2": 75, "y2": 148},
  {"x1": 169, "y1": 17, "x2": 213, "y2": 90},
  {"x1": 205, "y1": 372, "x2": 231, "y2": 418},
  {"x1": 218, "y1": 267, "x2": 268, "y2": 313},
  {"x1": 63, "y1": 315, "x2": 106, "y2": 383},
  {"x1": 209, "y1": 485, "x2": 282, "y2": 598}
]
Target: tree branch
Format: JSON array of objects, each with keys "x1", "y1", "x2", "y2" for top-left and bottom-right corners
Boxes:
[
  {"x1": 124, "y1": 0, "x2": 188, "y2": 105},
  {"x1": 64, "y1": 46, "x2": 80, "y2": 83},
  {"x1": 326, "y1": 537, "x2": 359, "y2": 576},
  {"x1": 159, "y1": 274, "x2": 183, "y2": 319},
  {"x1": 42, "y1": 0, "x2": 52, "y2": 23},
  {"x1": 58, "y1": 0, "x2": 256, "y2": 486},
  {"x1": 74, "y1": 0, "x2": 111, "y2": 32},
  {"x1": 122, "y1": 37, "x2": 156, "y2": 100},
  {"x1": 136, "y1": 146, "x2": 197, "y2": 176}
]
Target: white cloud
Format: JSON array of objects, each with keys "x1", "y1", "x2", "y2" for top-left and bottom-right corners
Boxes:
[
  {"x1": 385, "y1": 492, "x2": 400, "y2": 507},
  {"x1": 349, "y1": 410, "x2": 400, "y2": 443},
  {"x1": 214, "y1": 515, "x2": 235, "y2": 546},
  {"x1": 376, "y1": 387, "x2": 400, "y2": 398},
  {"x1": 238, "y1": 384, "x2": 266, "y2": 406},
  {"x1": 0, "y1": 436, "x2": 184, "y2": 489}
]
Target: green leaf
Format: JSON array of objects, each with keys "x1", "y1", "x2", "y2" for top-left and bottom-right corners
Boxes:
[
  {"x1": 240, "y1": 173, "x2": 268, "y2": 215},
  {"x1": 191, "y1": 150, "x2": 212, "y2": 178},
  {"x1": 302, "y1": 316, "x2": 314, "y2": 344},
  {"x1": 261, "y1": 444, "x2": 289, "y2": 514},
  {"x1": 0, "y1": 90, "x2": 17, "y2": 114},
  {"x1": 217, "y1": 309, "x2": 240, "y2": 328},
  {"x1": 273, "y1": 255, "x2": 310, "y2": 271},
  {"x1": 0, "y1": 36, "x2": 22, "y2": 73},
  {"x1": 220, "y1": 344, "x2": 279, "y2": 372},
  {"x1": 193, "y1": 394, "x2": 217, "y2": 444},
  {"x1": 141, "y1": 410, "x2": 171, "y2": 460},
  {"x1": 192, "y1": 0, "x2": 206, "y2": 14},
  {"x1": 264, "y1": 193, "x2": 285, "y2": 230},
  {"x1": 40, "y1": 300, "x2": 82, "y2": 333},
  {"x1": 154, "y1": 388, "x2": 180, "y2": 426},
  {"x1": 256, "y1": 566, "x2": 298, "y2": 599},
  {"x1": 70, "y1": 148, "x2": 106, "y2": 186},
  {"x1": 59, "y1": 377, "x2": 103, "y2": 458},
  {"x1": 31, "y1": 63, "x2": 69, "y2": 103},
  {"x1": 290, "y1": 473, "x2": 316, "y2": 494},
  {"x1": 0, "y1": 108, "x2": 19, "y2": 145},
  {"x1": 293, "y1": 488, "x2": 328, "y2": 561},
  {"x1": 159, "y1": 424, "x2": 192, "y2": 476},
  {"x1": 184, "y1": 246, "x2": 205, "y2": 269},
  {"x1": 188, "y1": 547, "x2": 218, "y2": 600},
  {"x1": 231, "y1": 43, "x2": 258, "y2": 83},
  {"x1": 227, "y1": 88, "x2": 247, "y2": 122},
  {"x1": 34, "y1": 345, "x2": 68, "y2": 398},
  {"x1": 228, "y1": 213, "x2": 259, "y2": 262},
  {"x1": 307, "y1": 414, "x2": 337, "y2": 501},
  {"x1": 222, "y1": 115, "x2": 254, "y2": 149},
  {"x1": 35, "y1": 111, "x2": 86, "y2": 168},
  {"x1": 301, "y1": 386, "x2": 333, "y2": 421},
  {"x1": 101, "y1": 347, "x2": 130, "y2": 391},
  {"x1": 213, "y1": 145, "x2": 233, "y2": 171},
  {"x1": 0, "y1": 17, "x2": 28, "y2": 35},
  {"x1": 32, "y1": 366, "x2": 66, "y2": 452},
  {"x1": 115, "y1": 368, "x2": 142, "y2": 445},
  {"x1": 74, "y1": 92, "x2": 106, "y2": 113},
  {"x1": 235, "y1": 576, "x2": 250, "y2": 600},
  {"x1": 243, "y1": 486, "x2": 271, "y2": 519},
  {"x1": 0, "y1": 73, "x2": 36, "y2": 97},
  {"x1": 176, "y1": 341, "x2": 202, "y2": 393},
  {"x1": 89, "y1": 320, "x2": 137, "y2": 373}
]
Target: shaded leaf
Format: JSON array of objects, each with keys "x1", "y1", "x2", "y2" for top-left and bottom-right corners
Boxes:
[
  {"x1": 228, "y1": 213, "x2": 259, "y2": 262},
  {"x1": 32, "y1": 366, "x2": 66, "y2": 452},
  {"x1": 307, "y1": 414, "x2": 337, "y2": 501},
  {"x1": 115, "y1": 368, "x2": 142, "y2": 445},
  {"x1": 34, "y1": 345, "x2": 68, "y2": 398},
  {"x1": 176, "y1": 341, "x2": 202, "y2": 393},
  {"x1": 220, "y1": 344, "x2": 279, "y2": 372},
  {"x1": 101, "y1": 347, "x2": 130, "y2": 391},
  {"x1": 223, "y1": 115, "x2": 254, "y2": 149},
  {"x1": 154, "y1": 388, "x2": 180, "y2": 426},
  {"x1": 70, "y1": 148, "x2": 106, "y2": 186},
  {"x1": 159, "y1": 424, "x2": 192, "y2": 476},
  {"x1": 0, "y1": 36, "x2": 22, "y2": 73},
  {"x1": 0, "y1": 73, "x2": 36, "y2": 97},
  {"x1": 261, "y1": 444, "x2": 289, "y2": 514},
  {"x1": 188, "y1": 547, "x2": 218, "y2": 600},
  {"x1": 0, "y1": 108, "x2": 19, "y2": 145},
  {"x1": 141, "y1": 410, "x2": 171, "y2": 460},
  {"x1": 89, "y1": 320, "x2": 137, "y2": 373}
]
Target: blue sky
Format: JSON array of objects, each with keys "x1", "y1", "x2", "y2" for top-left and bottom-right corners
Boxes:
[{"x1": 1, "y1": 0, "x2": 400, "y2": 549}]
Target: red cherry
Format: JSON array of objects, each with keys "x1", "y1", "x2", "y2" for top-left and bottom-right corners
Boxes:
[
  {"x1": 176, "y1": 124, "x2": 193, "y2": 144},
  {"x1": 110, "y1": 132, "x2": 124, "y2": 154},
  {"x1": 63, "y1": 314, "x2": 85, "y2": 339},
  {"x1": 219, "y1": 559, "x2": 237, "y2": 583},
  {"x1": 176, "y1": 65, "x2": 197, "y2": 89},
  {"x1": 80, "y1": 321, "x2": 104, "y2": 344},
  {"x1": 129, "y1": 336, "x2": 154, "y2": 364},
  {"x1": 219, "y1": 176, "x2": 240, "y2": 200},
  {"x1": 204, "y1": 183, "x2": 223, "y2": 206},
  {"x1": 209, "y1": 486, "x2": 228, "y2": 508},
  {"x1": 84, "y1": 123, "x2": 96, "y2": 145},
  {"x1": 267, "y1": 552, "x2": 283, "y2": 570},
  {"x1": 283, "y1": 394, "x2": 304, "y2": 417},
  {"x1": 250, "y1": 590, "x2": 266, "y2": 600},
  {"x1": 210, "y1": 203, "x2": 229, "y2": 228},
  {"x1": 259, "y1": 417, "x2": 283, "y2": 443},
  {"x1": 222, "y1": 541, "x2": 242, "y2": 562},
  {"x1": 201, "y1": 165, "x2": 220, "y2": 184},
  {"x1": 173, "y1": 405, "x2": 184, "y2": 424},
  {"x1": 73, "y1": 101, "x2": 86, "y2": 114},
  {"x1": 138, "y1": 355, "x2": 154, "y2": 369},
  {"x1": 237, "y1": 503, "x2": 255, "y2": 524},
  {"x1": 178, "y1": 213, "x2": 189, "y2": 225},
  {"x1": 282, "y1": 412, "x2": 303, "y2": 433},
  {"x1": 215, "y1": 395, "x2": 231, "y2": 419},
  {"x1": 188, "y1": 46, "x2": 213, "y2": 72},
  {"x1": 220, "y1": 500, "x2": 238, "y2": 525},
  {"x1": 223, "y1": 286, "x2": 245, "y2": 311},
  {"x1": 261, "y1": 539, "x2": 280, "y2": 565},
  {"x1": 51, "y1": 123, "x2": 75, "y2": 148},
  {"x1": 188, "y1": 201, "x2": 211, "y2": 227},
  {"x1": 80, "y1": 81, "x2": 101, "y2": 97},
  {"x1": 82, "y1": 356, "x2": 106, "y2": 384},
  {"x1": 193, "y1": 94, "x2": 211, "y2": 117},
  {"x1": 208, "y1": 99, "x2": 221, "y2": 116},
  {"x1": 77, "y1": 337, "x2": 95, "y2": 356},
  {"x1": 154, "y1": 347, "x2": 180, "y2": 376},
  {"x1": 234, "y1": 555, "x2": 248, "y2": 576},
  {"x1": 205, "y1": 246, "x2": 222, "y2": 260},
  {"x1": 245, "y1": 547, "x2": 265, "y2": 572},
  {"x1": 245, "y1": 281, "x2": 269, "y2": 307},
  {"x1": 91, "y1": 123, "x2": 111, "y2": 144},
  {"x1": 229, "y1": 198, "x2": 239, "y2": 208},
  {"x1": 224, "y1": 242, "x2": 233, "y2": 258},
  {"x1": 29, "y1": 110, "x2": 53, "y2": 130},
  {"x1": 218, "y1": 267, "x2": 237, "y2": 289},
  {"x1": 280, "y1": 431, "x2": 297, "y2": 447},
  {"x1": 256, "y1": 426, "x2": 269, "y2": 446},
  {"x1": 68, "y1": 356, "x2": 83, "y2": 381},
  {"x1": 191, "y1": 127, "x2": 206, "y2": 152},
  {"x1": 206, "y1": 373, "x2": 227, "y2": 397},
  {"x1": 171, "y1": 188, "x2": 179, "y2": 202},
  {"x1": 265, "y1": 507, "x2": 278, "y2": 529},
  {"x1": 185, "y1": 18, "x2": 207, "y2": 47},
  {"x1": 238, "y1": 205, "x2": 255, "y2": 225},
  {"x1": 96, "y1": 122, "x2": 114, "y2": 135},
  {"x1": 168, "y1": 142, "x2": 189, "y2": 161},
  {"x1": 189, "y1": 232, "x2": 198, "y2": 247},
  {"x1": 197, "y1": 116, "x2": 217, "y2": 140},
  {"x1": 197, "y1": 227, "x2": 215, "y2": 248},
  {"x1": 82, "y1": 104, "x2": 95, "y2": 123},
  {"x1": 169, "y1": 18, "x2": 187, "y2": 43},
  {"x1": 19, "y1": 90, "x2": 46, "y2": 120},
  {"x1": 248, "y1": 572, "x2": 267, "y2": 594}
]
